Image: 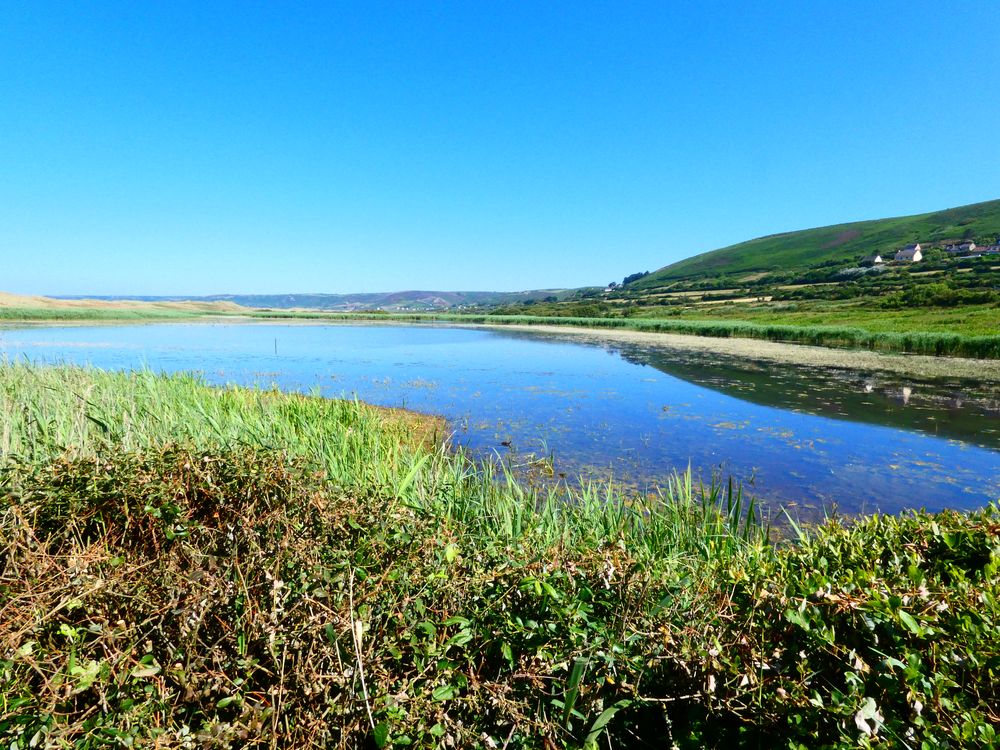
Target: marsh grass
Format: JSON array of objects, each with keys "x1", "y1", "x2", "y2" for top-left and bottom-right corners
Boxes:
[
  {"x1": 5, "y1": 298, "x2": 997, "y2": 356},
  {"x1": 1, "y1": 363, "x2": 997, "y2": 748},
  {"x1": 248, "y1": 310, "x2": 1000, "y2": 359}
]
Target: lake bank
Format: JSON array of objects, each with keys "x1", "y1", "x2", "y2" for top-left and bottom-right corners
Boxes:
[
  {"x1": 5, "y1": 311, "x2": 1000, "y2": 382},
  {"x1": 2, "y1": 362, "x2": 997, "y2": 748},
  {"x1": 4, "y1": 320, "x2": 998, "y2": 515},
  {"x1": 246, "y1": 309, "x2": 1000, "y2": 359},
  {"x1": 4, "y1": 285, "x2": 1000, "y2": 361},
  {"x1": 7, "y1": 318, "x2": 1000, "y2": 519},
  {"x1": 489, "y1": 322, "x2": 1000, "y2": 382}
]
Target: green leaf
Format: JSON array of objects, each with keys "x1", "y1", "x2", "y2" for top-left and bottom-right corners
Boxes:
[
  {"x1": 584, "y1": 700, "x2": 632, "y2": 747},
  {"x1": 130, "y1": 664, "x2": 161, "y2": 679},
  {"x1": 541, "y1": 580, "x2": 562, "y2": 600},
  {"x1": 431, "y1": 684, "x2": 458, "y2": 701},
  {"x1": 395, "y1": 454, "x2": 430, "y2": 499},
  {"x1": 899, "y1": 610, "x2": 922, "y2": 635},
  {"x1": 502, "y1": 642, "x2": 514, "y2": 667},
  {"x1": 69, "y1": 659, "x2": 102, "y2": 693},
  {"x1": 785, "y1": 607, "x2": 810, "y2": 631},
  {"x1": 373, "y1": 722, "x2": 390, "y2": 748},
  {"x1": 562, "y1": 657, "x2": 588, "y2": 727},
  {"x1": 59, "y1": 623, "x2": 78, "y2": 642},
  {"x1": 445, "y1": 631, "x2": 473, "y2": 648}
]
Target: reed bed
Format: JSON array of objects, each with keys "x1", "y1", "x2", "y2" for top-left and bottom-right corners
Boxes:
[{"x1": 1, "y1": 363, "x2": 997, "y2": 748}]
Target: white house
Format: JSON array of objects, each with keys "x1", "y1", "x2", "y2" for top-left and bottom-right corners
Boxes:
[
  {"x1": 895, "y1": 243, "x2": 922, "y2": 262},
  {"x1": 860, "y1": 254, "x2": 883, "y2": 265}
]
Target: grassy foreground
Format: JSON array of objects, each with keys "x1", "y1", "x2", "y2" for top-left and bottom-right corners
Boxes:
[{"x1": 1, "y1": 364, "x2": 998, "y2": 748}]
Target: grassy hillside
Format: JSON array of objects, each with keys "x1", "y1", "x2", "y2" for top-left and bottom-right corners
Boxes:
[{"x1": 635, "y1": 198, "x2": 1000, "y2": 286}]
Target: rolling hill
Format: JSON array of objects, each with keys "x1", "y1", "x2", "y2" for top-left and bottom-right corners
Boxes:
[{"x1": 631, "y1": 198, "x2": 1000, "y2": 288}]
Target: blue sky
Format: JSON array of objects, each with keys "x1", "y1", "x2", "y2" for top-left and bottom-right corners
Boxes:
[{"x1": 2, "y1": 2, "x2": 999, "y2": 296}]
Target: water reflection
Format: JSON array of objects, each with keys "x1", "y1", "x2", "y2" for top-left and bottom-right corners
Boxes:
[
  {"x1": 2, "y1": 321, "x2": 998, "y2": 517},
  {"x1": 593, "y1": 339, "x2": 1000, "y2": 450}
]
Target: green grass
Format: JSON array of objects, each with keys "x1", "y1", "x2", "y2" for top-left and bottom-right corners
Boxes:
[
  {"x1": 635, "y1": 197, "x2": 1000, "y2": 285},
  {"x1": 663, "y1": 300, "x2": 1000, "y2": 336},
  {"x1": 0, "y1": 361, "x2": 749, "y2": 555},
  {"x1": 2, "y1": 362, "x2": 998, "y2": 748},
  {"x1": 250, "y1": 309, "x2": 1000, "y2": 358}
]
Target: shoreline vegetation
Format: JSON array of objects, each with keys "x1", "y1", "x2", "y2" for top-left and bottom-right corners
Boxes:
[
  {"x1": 2, "y1": 363, "x2": 998, "y2": 748},
  {"x1": 5, "y1": 308, "x2": 999, "y2": 383},
  {"x1": 249, "y1": 311, "x2": 1000, "y2": 360},
  {"x1": 4, "y1": 290, "x2": 1000, "y2": 360}
]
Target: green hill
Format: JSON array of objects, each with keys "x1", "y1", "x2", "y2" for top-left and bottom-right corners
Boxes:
[{"x1": 633, "y1": 198, "x2": 1000, "y2": 288}]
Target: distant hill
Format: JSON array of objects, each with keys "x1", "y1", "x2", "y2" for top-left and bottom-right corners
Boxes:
[
  {"x1": 53, "y1": 289, "x2": 580, "y2": 312},
  {"x1": 632, "y1": 198, "x2": 1000, "y2": 288}
]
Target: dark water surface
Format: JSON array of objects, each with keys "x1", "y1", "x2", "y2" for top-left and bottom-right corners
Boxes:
[{"x1": 2, "y1": 321, "x2": 998, "y2": 516}]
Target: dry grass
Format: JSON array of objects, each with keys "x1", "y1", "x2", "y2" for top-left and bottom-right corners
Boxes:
[{"x1": 0, "y1": 290, "x2": 245, "y2": 317}]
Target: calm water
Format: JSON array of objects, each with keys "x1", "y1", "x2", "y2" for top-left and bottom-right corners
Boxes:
[{"x1": 2, "y1": 321, "x2": 998, "y2": 517}]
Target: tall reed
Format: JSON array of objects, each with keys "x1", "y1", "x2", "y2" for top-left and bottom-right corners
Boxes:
[{"x1": 0, "y1": 361, "x2": 764, "y2": 563}]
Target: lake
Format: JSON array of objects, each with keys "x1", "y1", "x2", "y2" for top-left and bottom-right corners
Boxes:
[{"x1": 2, "y1": 320, "x2": 998, "y2": 517}]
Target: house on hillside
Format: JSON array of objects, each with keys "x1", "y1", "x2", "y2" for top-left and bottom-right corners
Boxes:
[
  {"x1": 981, "y1": 244, "x2": 1000, "y2": 255},
  {"x1": 860, "y1": 254, "x2": 883, "y2": 265},
  {"x1": 894, "y1": 243, "x2": 922, "y2": 262},
  {"x1": 945, "y1": 241, "x2": 976, "y2": 255}
]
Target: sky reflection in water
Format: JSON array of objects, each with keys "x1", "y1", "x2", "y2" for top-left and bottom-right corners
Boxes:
[{"x1": 2, "y1": 322, "x2": 998, "y2": 517}]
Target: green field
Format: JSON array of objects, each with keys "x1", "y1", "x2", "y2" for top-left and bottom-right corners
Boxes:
[
  {"x1": 663, "y1": 300, "x2": 1000, "y2": 336},
  {"x1": 2, "y1": 363, "x2": 997, "y2": 748},
  {"x1": 635, "y1": 198, "x2": 1000, "y2": 285}
]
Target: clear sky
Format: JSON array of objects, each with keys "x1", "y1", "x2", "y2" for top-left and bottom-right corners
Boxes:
[{"x1": 2, "y1": 2, "x2": 999, "y2": 296}]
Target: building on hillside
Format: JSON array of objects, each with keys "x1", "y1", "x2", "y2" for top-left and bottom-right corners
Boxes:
[
  {"x1": 945, "y1": 241, "x2": 976, "y2": 255},
  {"x1": 981, "y1": 244, "x2": 1000, "y2": 255},
  {"x1": 860, "y1": 254, "x2": 883, "y2": 265},
  {"x1": 894, "y1": 243, "x2": 922, "y2": 262}
]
